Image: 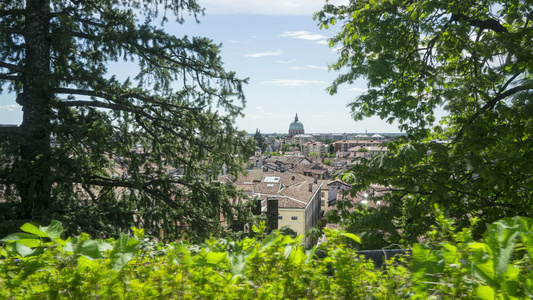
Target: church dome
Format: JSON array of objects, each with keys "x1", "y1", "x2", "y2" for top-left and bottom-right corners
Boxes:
[
  {"x1": 288, "y1": 113, "x2": 305, "y2": 136},
  {"x1": 289, "y1": 121, "x2": 304, "y2": 130}
]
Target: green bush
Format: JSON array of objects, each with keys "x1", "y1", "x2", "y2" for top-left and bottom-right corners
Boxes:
[{"x1": 1, "y1": 216, "x2": 532, "y2": 299}]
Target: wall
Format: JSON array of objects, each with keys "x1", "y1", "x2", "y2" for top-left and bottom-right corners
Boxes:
[{"x1": 278, "y1": 208, "x2": 305, "y2": 236}]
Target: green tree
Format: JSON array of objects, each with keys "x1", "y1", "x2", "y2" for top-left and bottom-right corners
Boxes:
[
  {"x1": 253, "y1": 129, "x2": 267, "y2": 152},
  {"x1": 0, "y1": 0, "x2": 254, "y2": 240},
  {"x1": 308, "y1": 151, "x2": 319, "y2": 157},
  {"x1": 316, "y1": 0, "x2": 533, "y2": 246},
  {"x1": 323, "y1": 159, "x2": 332, "y2": 166},
  {"x1": 281, "y1": 144, "x2": 291, "y2": 152},
  {"x1": 328, "y1": 143, "x2": 335, "y2": 155},
  {"x1": 356, "y1": 147, "x2": 369, "y2": 153}
]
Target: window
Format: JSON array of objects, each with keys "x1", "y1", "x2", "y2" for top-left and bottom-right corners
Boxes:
[
  {"x1": 278, "y1": 215, "x2": 283, "y2": 220},
  {"x1": 291, "y1": 216, "x2": 298, "y2": 221}
]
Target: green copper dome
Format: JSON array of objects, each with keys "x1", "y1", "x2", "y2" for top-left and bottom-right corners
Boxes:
[
  {"x1": 289, "y1": 121, "x2": 304, "y2": 130},
  {"x1": 288, "y1": 113, "x2": 305, "y2": 135}
]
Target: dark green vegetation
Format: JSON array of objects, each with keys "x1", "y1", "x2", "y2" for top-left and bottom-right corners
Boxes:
[
  {"x1": 1, "y1": 216, "x2": 533, "y2": 299},
  {"x1": 253, "y1": 129, "x2": 267, "y2": 152},
  {"x1": 0, "y1": 0, "x2": 254, "y2": 240},
  {"x1": 316, "y1": 0, "x2": 533, "y2": 247}
]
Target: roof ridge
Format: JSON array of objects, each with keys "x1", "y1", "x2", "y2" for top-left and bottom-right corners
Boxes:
[{"x1": 256, "y1": 193, "x2": 308, "y2": 206}]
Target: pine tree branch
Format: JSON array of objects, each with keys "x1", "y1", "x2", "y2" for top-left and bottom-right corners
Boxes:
[
  {"x1": 55, "y1": 87, "x2": 201, "y2": 111},
  {"x1": 69, "y1": 31, "x2": 232, "y2": 85},
  {"x1": 0, "y1": 61, "x2": 22, "y2": 72},
  {"x1": 0, "y1": 10, "x2": 26, "y2": 17},
  {"x1": 0, "y1": 27, "x2": 24, "y2": 35},
  {"x1": 56, "y1": 98, "x2": 195, "y2": 143},
  {"x1": 57, "y1": 99, "x2": 159, "y2": 122},
  {"x1": 0, "y1": 73, "x2": 21, "y2": 81}
]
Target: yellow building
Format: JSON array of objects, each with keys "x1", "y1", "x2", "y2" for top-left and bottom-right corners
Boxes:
[{"x1": 220, "y1": 170, "x2": 322, "y2": 246}]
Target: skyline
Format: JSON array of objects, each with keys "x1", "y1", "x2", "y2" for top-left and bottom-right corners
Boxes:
[{"x1": 0, "y1": 0, "x2": 409, "y2": 133}]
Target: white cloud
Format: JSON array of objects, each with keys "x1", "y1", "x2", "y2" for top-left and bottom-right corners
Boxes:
[
  {"x1": 277, "y1": 59, "x2": 296, "y2": 64},
  {"x1": 255, "y1": 106, "x2": 262, "y2": 110},
  {"x1": 0, "y1": 104, "x2": 19, "y2": 111},
  {"x1": 289, "y1": 65, "x2": 328, "y2": 70},
  {"x1": 347, "y1": 87, "x2": 367, "y2": 92},
  {"x1": 316, "y1": 40, "x2": 328, "y2": 45},
  {"x1": 245, "y1": 50, "x2": 282, "y2": 58},
  {"x1": 199, "y1": 0, "x2": 348, "y2": 16},
  {"x1": 261, "y1": 79, "x2": 326, "y2": 87},
  {"x1": 280, "y1": 31, "x2": 327, "y2": 40}
]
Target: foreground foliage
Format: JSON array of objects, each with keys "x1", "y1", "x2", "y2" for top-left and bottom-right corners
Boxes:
[
  {"x1": 316, "y1": 0, "x2": 533, "y2": 246},
  {"x1": 1, "y1": 217, "x2": 533, "y2": 299}
]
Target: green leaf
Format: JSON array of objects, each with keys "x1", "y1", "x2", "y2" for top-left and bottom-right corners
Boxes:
[
  {"x1": 280, "y1": 235, "x2": 295, "y2": 245},
  {"x1": 40, "y1": 220, "x2": 63, "y2": 240},
  {"x1": 205, "y1": 252, "x2": 227, "y2": 266},
  {"x1": 476, "y1": 285, "x2": 495, "y2": 300},
  {"x1": 228, "y1": 253, "x2": 246, "y2": 278},
  {"x1": 131, "y1": 227, "x2": 144, "y2": 239},
  {"x1": 0, "y1": 232, "x2": 39, "y2": 243},
  {"x1": 80, "y1": 240, "x2": 103, "y2": 259},
  {"x1": 341, "y1": 232, "x2": 361, "y2": 244},
  {"x1": 525, "y1": 272, "x2": 533, "y2": 297},
  {"x1": 14, "y1": 242, "x2": 43, "y2": 258},
  {"x1": 410, "y1": 244, "x2": 444, "y2": 282},
  {"x1": 305, "y1": 247, "x2": 317, "y2": 264},
  {"x1": 442, "y1": 243, "x2": 458, "y2": 264},
  {"x1": 109, "y1": 234, "x2": 140, "y2": 271},
  {"x1": 20, "y1": 223, "x2": 48, "y2": 238},
  {"x1": 287, "y1": 246, "x2": 305, "y2": 265},
  {"x1": 0, "y1": 233, "x2": 41, "y2": 248},
  {"x1": 502, "y1": 265, "x2": 519, "y2": 296},
  {"x1": 470, "y1": 249, "x2": 496, "y2": 285},
  {"x1": 260, "y1": 232, "x2": 283, "y2": 252},
  {"x1": 484, "y1": 219, "x2": 520, "y2": 282},
  {"x1": 520, "y1": 231, "x2": 533, "y2": 265}
]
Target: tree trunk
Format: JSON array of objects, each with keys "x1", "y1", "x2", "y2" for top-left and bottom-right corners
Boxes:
[{"x1": 15, "y1": 0, "x2": 52, "y2": 217}]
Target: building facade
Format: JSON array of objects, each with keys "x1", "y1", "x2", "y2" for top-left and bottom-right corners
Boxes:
[
  {"x1": 301, "y1": 142, "x2": 327, "y2": 157},
  {"x1": 334, "y1": 140, "x2": 383, "y2": 153},
  {"x1": 220, "y1": 169, "x2": 322, "y2": 246}
]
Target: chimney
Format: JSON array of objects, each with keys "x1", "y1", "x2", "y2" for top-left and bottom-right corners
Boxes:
[
  {"x1": 253, "y1": 167, "x2": 263, "y2": 182},
  {"x1": 314, "y1": 177, "x2": 318, "y2": 184},
  {"x1": 309, "y1": 183, "x2": 313, "y2": 192},
  {"x1": 252, "y1": 198, "x2": 262, "y2": 215},
  {"x1": 266, "y1": 197, "x2": 278, "y2": 232}
]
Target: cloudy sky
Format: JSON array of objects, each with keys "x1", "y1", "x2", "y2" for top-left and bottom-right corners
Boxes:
[{"x1": 0, "y1": 0, "x2": 403, "y2": 134}]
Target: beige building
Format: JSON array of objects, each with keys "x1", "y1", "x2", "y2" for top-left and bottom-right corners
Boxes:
[
  {"x1": 220, "y1": 169, "x2": 322, "y2": 246},
  {"x1": 301, "y1": 141, "x2": 327, "y2": 157}
]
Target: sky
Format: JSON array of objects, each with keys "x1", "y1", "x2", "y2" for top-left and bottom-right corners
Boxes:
[{"x1": 0, "y1": 0, "x2": 403, "y2": 134}]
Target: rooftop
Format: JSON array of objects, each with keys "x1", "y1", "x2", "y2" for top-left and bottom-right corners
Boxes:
[{"x1": 220, "y1": 170, "x2": 322, "y2": 209}]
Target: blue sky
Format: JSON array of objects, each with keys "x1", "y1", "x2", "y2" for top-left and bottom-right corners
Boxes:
[{"x1": 0, "y1": 0, "x2": 403, "y2": 133}]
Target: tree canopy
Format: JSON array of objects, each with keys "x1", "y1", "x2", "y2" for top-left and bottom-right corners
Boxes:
[
  {"x1": 253, "y1": 129, "x2": 267, "y2": 152},
  {"x1": 316, "y1": 0, "x2": 533, "y2": 246},
  {"x1": 0, "y1": 0, "x2": 254, "y2": 240}
]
